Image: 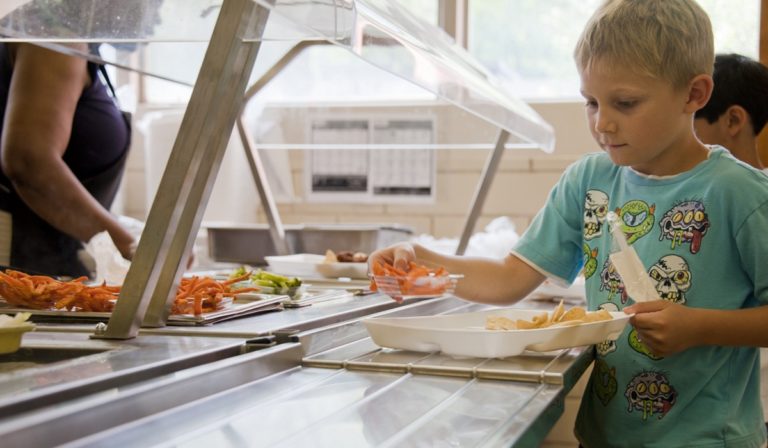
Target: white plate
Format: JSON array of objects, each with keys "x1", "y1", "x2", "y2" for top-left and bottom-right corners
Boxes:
[
  {"x1": 315, "y1": 262, "x2": 368, "y2": 279},
  {"x1": 264, "y1": 254, "x2": 325, "y2": 277},
  {"x1": 363, "y1": 308, "x2": 630, "y2": 358}
]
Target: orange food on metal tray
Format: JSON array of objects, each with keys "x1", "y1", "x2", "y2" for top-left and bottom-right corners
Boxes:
[
  {"x1": 172, "y1": 272, "x2": 259, "y2": 315},
  {"x1": 0, "y1": 269, "x2": 119, "y2": 312},
  {"x1": 0, "y1": 269, "x2": 261, "y2": 316}
]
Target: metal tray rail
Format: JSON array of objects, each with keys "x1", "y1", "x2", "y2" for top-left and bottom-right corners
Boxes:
[
  {"x1": 298, "y1": 296, "x2": 592, "y2": 387},
  {"x1": 302, "y1": 335, "x2": 590, "y2": 386}
]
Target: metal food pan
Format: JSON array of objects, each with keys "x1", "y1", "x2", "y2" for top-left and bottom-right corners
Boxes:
[{"x1": 205, "y1": 223, "x2": 413, "y2": 265}]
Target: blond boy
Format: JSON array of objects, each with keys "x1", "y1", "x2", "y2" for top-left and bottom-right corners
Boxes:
[{"x1": 370, "y1": 1, "x2": 768, "y2": 446}]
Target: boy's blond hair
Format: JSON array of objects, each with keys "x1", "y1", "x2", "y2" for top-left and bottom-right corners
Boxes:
[{"x1": 574, "y1": 0, "x2": 714, "y2": 88}]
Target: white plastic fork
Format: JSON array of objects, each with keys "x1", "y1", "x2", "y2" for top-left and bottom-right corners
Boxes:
[{"x1": 606, "y1": 212, "x2": 661, "y2": 303}]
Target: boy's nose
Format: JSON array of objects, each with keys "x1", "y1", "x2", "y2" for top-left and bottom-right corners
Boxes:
[{"x1": 594, "y1": 113, "x2": 617, "y2": 134}]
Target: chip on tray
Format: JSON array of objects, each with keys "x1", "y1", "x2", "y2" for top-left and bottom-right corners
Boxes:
[{"x1": 485, "y1": 300, "x2": 613, "y2": 330}]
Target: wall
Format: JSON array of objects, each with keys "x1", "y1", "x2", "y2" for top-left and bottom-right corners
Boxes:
[{"x1": 119, "y1": 100, "x2": 599, "y2": 239}]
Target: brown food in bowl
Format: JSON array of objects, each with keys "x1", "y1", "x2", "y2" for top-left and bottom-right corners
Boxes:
[
  {"x1": 336, "y1": 251, "x2": 355, "y2": 262},
  {"x1": 327, "y1": 250, "x2": 368, "y2": 263}
]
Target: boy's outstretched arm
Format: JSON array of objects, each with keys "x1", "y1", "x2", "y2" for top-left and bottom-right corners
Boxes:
[
  {"x1": 368, "y1": 243, "x2": 546, "y2": 305},
  {"x1": 624, "y1": 301, "x2": 768, "y2": 357}
]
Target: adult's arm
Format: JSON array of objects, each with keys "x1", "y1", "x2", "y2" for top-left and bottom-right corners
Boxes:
[{"x1": 1, "y1": 43, "x2": 134, "y2": 259}]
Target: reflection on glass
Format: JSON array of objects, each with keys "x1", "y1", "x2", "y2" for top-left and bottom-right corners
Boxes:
[{"x1": 0, "y1": 0, "x2": 554, "y2": 150}]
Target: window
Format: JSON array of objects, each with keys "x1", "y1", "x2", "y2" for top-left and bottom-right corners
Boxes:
[{"x1": 468, "y1": 0, "x2": 761, "y2": 101}]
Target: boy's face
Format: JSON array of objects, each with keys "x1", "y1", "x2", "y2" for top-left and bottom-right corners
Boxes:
[{"x1": 580, "y1": 60, "x2": 705, "y2": 176}]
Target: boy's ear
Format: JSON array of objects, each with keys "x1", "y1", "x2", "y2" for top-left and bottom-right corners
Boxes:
[
  {"x1": 684, "y1": 74, "x2": 714, "y2": 114},
  {"x1": 725, "y1": 105, "x2": 750, "y2": 136}
]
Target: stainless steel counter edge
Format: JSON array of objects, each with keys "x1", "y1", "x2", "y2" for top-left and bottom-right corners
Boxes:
[{"x1": 0, "y1": 341, "x2": 304, "y2": 447}]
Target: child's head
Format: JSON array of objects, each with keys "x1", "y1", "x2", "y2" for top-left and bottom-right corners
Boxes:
[
  {"x1": 574, "y1": 0, "x2": 714, "y2": 89},
  {"x1": 695, "y1": 53, "x2": 768, "y2": 136},
  {"x1": 575, "y1": 0, "x2": 716, "y2": 176}
]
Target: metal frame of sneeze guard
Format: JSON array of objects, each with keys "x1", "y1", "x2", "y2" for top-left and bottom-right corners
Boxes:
[
  {"x1": 0, "y1": 0, "x2": 555, "y2": 339},
  {"x1": 97, "y1": 0, "x2": 270, "y2": 338}
]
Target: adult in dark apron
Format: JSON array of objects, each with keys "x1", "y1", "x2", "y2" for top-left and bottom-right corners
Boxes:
[{"x1": 0, "y1": 43, "x2": 131, "y2": 278}]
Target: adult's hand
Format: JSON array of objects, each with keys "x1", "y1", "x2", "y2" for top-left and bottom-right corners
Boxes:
[{"x1": 107, "y1": 225, "x2": 136, "y2": 261}]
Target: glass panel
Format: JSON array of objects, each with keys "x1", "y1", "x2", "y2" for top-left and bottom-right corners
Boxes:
[
  {"x1": 0, "y1": 0, "x2": 212, "y2": 42},
  {"x1": 396, "y1": 0, "x2": 438, "y2": 26},
  {"x1": 0, "y1": 0, "x2": 554, "y2": 150}
]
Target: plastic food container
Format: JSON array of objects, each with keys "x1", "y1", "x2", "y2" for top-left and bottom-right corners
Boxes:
[
  {"x1": 372, "y1": 274, "x2": 462, "y2": 300},
  {"x1": 363, "y1": 309, "x2": 631, "y2": 358},
  {"x1": 0, "y1": 323, "x2": 36, "y2": 355},
  {"x1": 315, "y1": 262, "x2": 368, "y2": 279},
  {"x1": 264, "y1": 254, "x2": 325, "y2": 277}
]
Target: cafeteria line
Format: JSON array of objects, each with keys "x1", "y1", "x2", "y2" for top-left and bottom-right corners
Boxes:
[{"x1": 1, "y1": 1, "x2": 767, "y2": 447}]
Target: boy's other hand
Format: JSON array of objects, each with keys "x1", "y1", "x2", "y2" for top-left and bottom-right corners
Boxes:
[
  {"x1": 624, "y1": 300, "x2": 703, "y2": 357},
  {"x1": 367, "y1": 242, "x2": 416, "y2": 273}
]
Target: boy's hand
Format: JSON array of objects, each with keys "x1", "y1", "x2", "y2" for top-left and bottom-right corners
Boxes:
[
  {"x1": 624, "y1": 300, "x2": 702, "y2": 357},
  {"x1": 367, "y1": 243, "x2": 416, "y2": 273}
]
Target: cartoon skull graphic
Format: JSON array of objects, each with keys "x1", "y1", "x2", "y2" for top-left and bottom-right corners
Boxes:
[
  {"x1": 648, "y1": 255, "x2": 691, "y2": 304},
  {"x1": 625, "y1": 371, "x2": 677, "y2": 420},
  {"x1": 584, "y1": 190, "x2": 609, "y2": 240},
  {"x1": 595, "y1": 302, "x2": 619, "y2": 356},
  {"x1": 658, "y1": 201, "x2": 709, "y2": 254},
  {"x1": 599, "y1": 259, "x2": 627, "y2": 303}
]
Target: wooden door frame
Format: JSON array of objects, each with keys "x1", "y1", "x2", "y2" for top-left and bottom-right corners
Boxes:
[{"x1": 758, "y1": 0, "x2": 768, "y2": 163}]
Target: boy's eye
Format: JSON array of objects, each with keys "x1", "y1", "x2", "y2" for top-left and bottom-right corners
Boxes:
[
  {"x1": 615, "y1": 100, "x2": 637, "y2": 109},
  {"x1": 584, "y1": 100, "x2": 598, "y2": 109}
]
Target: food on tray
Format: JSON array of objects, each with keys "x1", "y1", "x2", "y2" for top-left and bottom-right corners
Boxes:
[
  {"x1": 323, "y1": 249, "x2": 368, "y2": 263},
  {"x1": 485, "y1": 301, "x2": 613, "y2": 330},
  {"x1": 0, "y1": 269, "x2": 120, "y2": 312},
  {"x1": 370, "y1": 260, "x2": 452, "y2": 297},
  {"x1": 173, "y1": 271, "x2": 259, "y2": 315},
  {"x1": 246, "y1": 269, "x2": 302, "y2": 296},
  {"x1": 0, "y1": 269, "x2": 260, "y2": 316}
]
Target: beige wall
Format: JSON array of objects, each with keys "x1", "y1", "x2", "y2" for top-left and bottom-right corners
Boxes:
[{"x1": 118, "y1": 100, "x2": 599, "y2": 238}]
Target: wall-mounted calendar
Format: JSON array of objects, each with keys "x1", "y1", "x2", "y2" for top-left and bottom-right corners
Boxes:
[{"x1": 306, "y1": 117, "x2": 436, "y2": 203}]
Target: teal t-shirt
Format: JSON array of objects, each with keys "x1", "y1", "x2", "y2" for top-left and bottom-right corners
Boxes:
[{"x1": 514, "y1": 146, "x2": 768, "y2": 448}]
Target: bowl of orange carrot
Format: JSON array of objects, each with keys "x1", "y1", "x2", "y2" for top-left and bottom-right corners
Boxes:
[{"x1": 370, "y1": 260, "x2": 461, "y2": 301}]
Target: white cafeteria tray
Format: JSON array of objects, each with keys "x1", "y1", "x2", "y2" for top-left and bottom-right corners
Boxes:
[
  {"x1": 363, "y1": 308, "x2": 631, "y2": 358},
  {"x1": 315, "y1": 262, "x2": 368, "y2": 279},
  {"x1": 264, "y1": 254, "x2": 325, "y2": 277}
]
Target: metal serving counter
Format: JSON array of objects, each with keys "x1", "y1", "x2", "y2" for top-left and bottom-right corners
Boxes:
[
  {"x1": 0, "y1": 2, "x2": 579, "y2": 445},
  {"x1": 0, "y1": 294, "x2": 591, "y2": 447}
]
